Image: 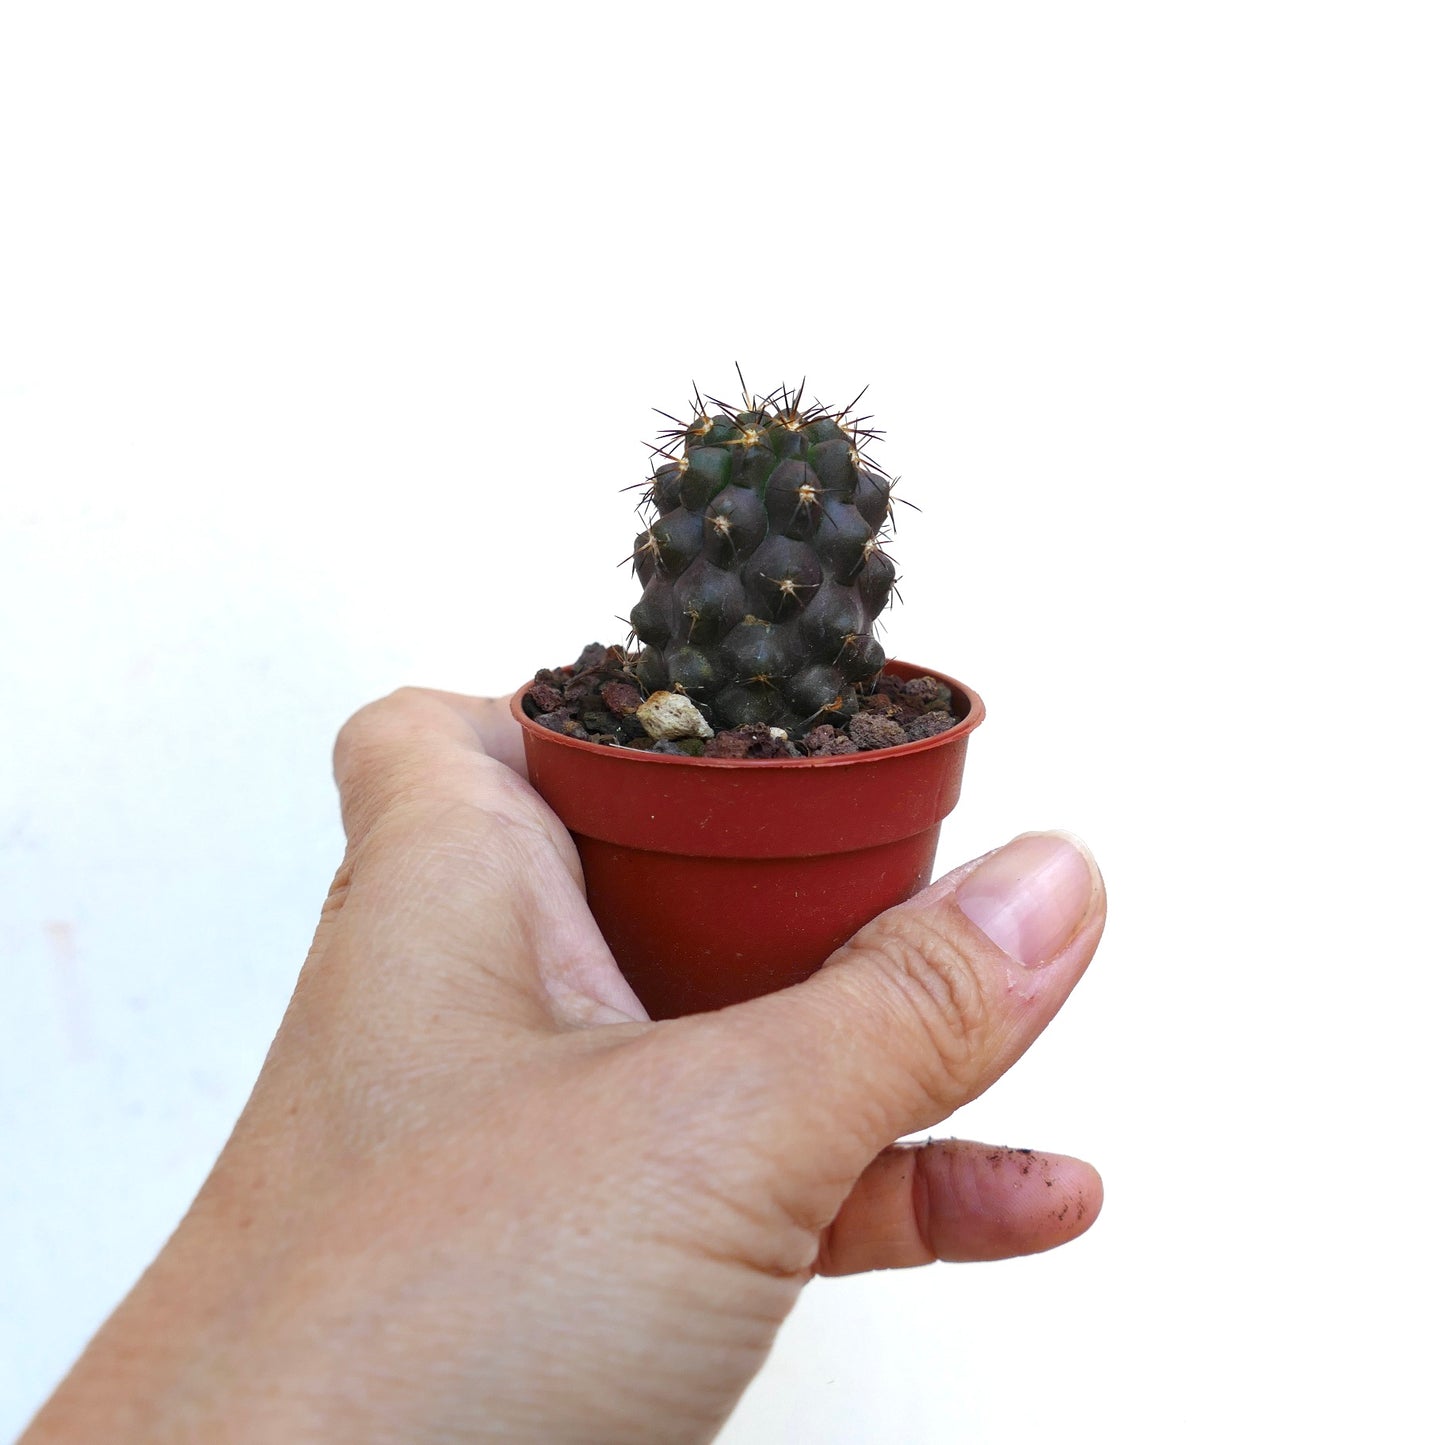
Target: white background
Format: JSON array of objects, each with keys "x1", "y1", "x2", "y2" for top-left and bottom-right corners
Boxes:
[{"x1": 2, "y1": 3, "x2": 1441, "y2": 1440}]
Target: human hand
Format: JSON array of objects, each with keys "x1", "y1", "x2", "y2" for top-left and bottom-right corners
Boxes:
[{"x1": 26, "y1": 687, "x2": 1106, "y2": 1445}]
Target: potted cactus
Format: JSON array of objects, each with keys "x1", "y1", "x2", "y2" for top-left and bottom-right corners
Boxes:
[{"x1": 511, "y1": 377, "x2": 984, "y2": 1018}]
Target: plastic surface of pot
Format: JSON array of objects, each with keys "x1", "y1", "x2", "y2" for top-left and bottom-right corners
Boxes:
[{"x1": 510, "y1": 662, "x2": 984, "y2": 1020}]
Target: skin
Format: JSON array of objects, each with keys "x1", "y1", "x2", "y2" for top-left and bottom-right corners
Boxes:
[{"x1": 23, "y1": 687, "x2": 1107, "y2": 1444}]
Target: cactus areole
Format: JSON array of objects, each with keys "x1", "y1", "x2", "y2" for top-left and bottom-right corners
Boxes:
[{"x1": 511, "y1": 377, "x2": 985, "y2": 1018}]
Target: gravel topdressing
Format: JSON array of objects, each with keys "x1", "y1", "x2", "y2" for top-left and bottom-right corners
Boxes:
[{"x1": 522, "y1": 644, "x2": 962, "y2": 760}]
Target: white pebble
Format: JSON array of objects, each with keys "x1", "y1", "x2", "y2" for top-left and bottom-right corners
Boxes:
[{"x1": 636, "y1": 691, "x2": 715, "y2": 741}]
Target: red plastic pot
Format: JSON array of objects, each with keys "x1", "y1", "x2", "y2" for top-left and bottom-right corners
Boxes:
[{"x1": 511, "y1": 661, "x2": 984, "y2": 1019}]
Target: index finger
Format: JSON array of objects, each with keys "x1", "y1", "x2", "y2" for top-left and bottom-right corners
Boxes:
[
  {"x1": 327, "y1": 686, "x2": 644, "y2": 1028},
  {"x1": 432, "y1": 689, "x2": 528, "y2": 777},
  {"x1": 332, "y1": 686, "x2": 534, "y2": 850}
]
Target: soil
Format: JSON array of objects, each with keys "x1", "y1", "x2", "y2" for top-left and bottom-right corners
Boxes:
[{"x1": 522, "y1": 643, "x2": 962, "y2": 759}]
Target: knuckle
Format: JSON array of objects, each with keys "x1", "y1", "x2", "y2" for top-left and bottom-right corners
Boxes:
[
  {"x1": 860, "y1": 908, "x2": 994, "y2": 1091},
  {"x1": 328, "y1": 686, "x2": 580, "y2": 877},
  {"x1": 332, "y1": 689, "x2": 448, "y2": 840},
  {"x1": 333, "y1": 687, "x2": 430, "y2": 776}
]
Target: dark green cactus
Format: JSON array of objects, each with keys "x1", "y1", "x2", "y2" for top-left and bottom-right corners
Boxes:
[{"x1": 629, "y1": 379, "x2": 898, "y2": 735}]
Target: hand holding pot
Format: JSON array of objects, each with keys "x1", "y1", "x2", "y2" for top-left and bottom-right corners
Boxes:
[{"x1": 25, "y1": 687, "x2": 1107, "y2": 1445}]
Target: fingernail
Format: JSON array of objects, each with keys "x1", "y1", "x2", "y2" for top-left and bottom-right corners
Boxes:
[{"x1": 955, "y1": 832, "x2": 1098, "y2": 968}]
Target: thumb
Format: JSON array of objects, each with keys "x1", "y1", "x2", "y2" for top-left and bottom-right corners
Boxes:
[{"x1": 738, "y1": 831, "x2": 1106, "y2": 1197}]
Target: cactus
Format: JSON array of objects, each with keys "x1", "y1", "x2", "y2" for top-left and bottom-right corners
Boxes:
[{"x1": 629, "y1": 377, "x2": 898, "y2": 736}]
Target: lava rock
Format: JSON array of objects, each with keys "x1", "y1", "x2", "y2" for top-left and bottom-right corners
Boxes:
[
  {"x1": 581, "y1": 710, "x2": 622, "y2": 736},
  {"x1": 600, "y1": 681, "x2": 643, "y2": 716},
  {"x1": 847, "y1": 713, "x2": 908, "y2": 751},
  {"x1": 573, "y1": 642, "x2": 612, "y2": 673},
  {"x1": 904, "y1": 712, "x2": 957, "y2": 743},
  {"x1": 535, "y1": 710, "x2": 590, "y2": 741},
  {"x1": 901, "y1": 675, "x2": 942, "y2": 705},
  {"x1": 858, "y1": 692, "x2": 901, "y2": 718},
  {"x1": 702, "y1": 730, "x2": 753, "y2": 759},
  {"x1": 703, "y1": 722, "x2": 796, "y2": 760},
  {"x1": 801, "y1": 724, "x2": 859, "y2": 757},
  {"x1": 525, "y1": 681, "x2": 565, "y2": 715}
]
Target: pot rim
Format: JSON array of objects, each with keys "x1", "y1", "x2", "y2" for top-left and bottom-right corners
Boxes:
[{"x1": 509, "y1": 660, "x2": 985, "y2": 770}]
